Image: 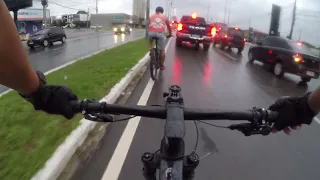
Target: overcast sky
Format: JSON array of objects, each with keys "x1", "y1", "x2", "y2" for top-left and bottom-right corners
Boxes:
[{"x1": 31, "y1": 0, "x2": 320, "y2": 46}]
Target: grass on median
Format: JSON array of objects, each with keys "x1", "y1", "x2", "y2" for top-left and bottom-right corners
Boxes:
[{"x1": 0, "y1": 38, "x2": 149, "y2": 180}]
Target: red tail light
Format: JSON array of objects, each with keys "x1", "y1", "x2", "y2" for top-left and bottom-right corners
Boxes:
[
  {"x1": 211, "y1": 27, "x2": 216, "y2": 36},
  {"x1": 177, "y1": 23, "x2": 183, "y2": 31},
  {"x1": 224, "y1": 35, "x2": 228, "y2": 38},
  {"x1": 244, "y1": 38, "x2": 246, "y2": 42},
  {"x1": 293, "y1": 53, "x2": 303, "y2": 63}
]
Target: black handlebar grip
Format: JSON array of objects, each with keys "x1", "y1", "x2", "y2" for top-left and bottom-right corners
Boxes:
[
  {"x1": 267, "y1": 110, "x2": 279, "y2": 122},
  {"x1": 69, "y1": 100, "x2": 81, "y2": 113}
]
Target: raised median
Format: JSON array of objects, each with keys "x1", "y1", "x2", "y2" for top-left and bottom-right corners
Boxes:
[{"x1": 0, "y1": 38, "x2": 148, "y2": 180}]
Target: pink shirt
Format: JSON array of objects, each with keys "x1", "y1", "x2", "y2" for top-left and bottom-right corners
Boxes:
[{"x1": 148, "y1": 13, "x2": 167, "y2": 33}]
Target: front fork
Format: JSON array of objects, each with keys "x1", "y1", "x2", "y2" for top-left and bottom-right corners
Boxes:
[{"x1": 141, "y1": 152, "x2": 200, "y2": 180}]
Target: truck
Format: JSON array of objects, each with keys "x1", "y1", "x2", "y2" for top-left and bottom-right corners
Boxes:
[{"x1": 175, "y1": 13, "x2": 214, "y2": 51}]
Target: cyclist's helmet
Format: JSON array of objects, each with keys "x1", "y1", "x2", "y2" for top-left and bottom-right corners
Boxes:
[{"x1": 156, "y1": 6, "x2": 164, "y2": 14}]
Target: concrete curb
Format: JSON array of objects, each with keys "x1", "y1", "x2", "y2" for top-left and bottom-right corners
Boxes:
[
  {"x1": 31, "y1": 38, "x2": 149, "y2": 180},
  {"x1": 0, "y1": 36, "x2": 143, "y2": 98}
]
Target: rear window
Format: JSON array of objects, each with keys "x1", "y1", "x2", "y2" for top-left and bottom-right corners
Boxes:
[
  {"x1": 288, "y1": 41, "x2": 314, "y2": 55},
  {"x1": 180, "y1": 16, "x2": 206, "y2": 24},
  {"x1": 228, "y1": 28, "x2": 244, "y2": 37}
]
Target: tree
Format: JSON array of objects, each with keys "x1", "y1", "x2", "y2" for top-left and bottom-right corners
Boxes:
[{"x1": 77, "y1": 10, "x2": 87, "y2": 14}]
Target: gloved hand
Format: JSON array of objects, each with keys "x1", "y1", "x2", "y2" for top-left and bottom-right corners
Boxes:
[
  {"x1": 25, "y1": 85, "x2": 78, "y2": 119},
  {"x1": 269, "y1": 92, "x2": 316, "y2": 133}
]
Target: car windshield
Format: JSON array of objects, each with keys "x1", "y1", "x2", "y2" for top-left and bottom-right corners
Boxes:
[
  {"x1": 228, "y1": 28, "x2": 244, "y2": 37},
  {"x1": 289, "y1": 41, "x2": 314, "y2": 55},
  {"x1": 34, "y1": 29, "x2": 49, "y2": 35},
  {"x1": 180, "y1": 16, "x2": 206, "y2": 24}
]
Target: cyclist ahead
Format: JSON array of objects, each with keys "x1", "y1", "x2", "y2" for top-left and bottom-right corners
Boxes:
[
  {"x1": 0, "y1": 0, "x2": 316, "y2": 135},
  {"x1": 147, "y1": 6, "x2": 172, "y2": 70}
]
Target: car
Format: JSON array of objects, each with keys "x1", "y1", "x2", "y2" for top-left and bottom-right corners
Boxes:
[
  {"x1": 213, "y1": 26, "x2": 245, "y2": 54},
  {"x1": 113, "y1": 24, "x2": 131, "y2": 34},
  {"x1": 248, "y1": 36, "x2": 320, "y2": 83},
  {"x1": 176, "y1": 13, "x2": 215, "y2": 51},
  {"x1": 27, "y1": 27, "x2": 66, "y2": 48}
]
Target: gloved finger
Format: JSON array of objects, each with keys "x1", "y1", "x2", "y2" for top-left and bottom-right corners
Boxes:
[
  {"x1": 290, "y1": 126, "x2": 298, "y2": 130},
  {"x1": 283, "y1": 127, "x2": 292, "y2": 135},
  {"x1": 272, "y1": 127, "x2": 278, "y2": 133}
]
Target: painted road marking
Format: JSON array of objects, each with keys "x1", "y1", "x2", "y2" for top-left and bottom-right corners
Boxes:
[
  {"x1": 101, "y1": 37, "x2": 172, "y2": 180},
  {"x1": 216, "y1": 48, "x2": 237, "y2": 61}
]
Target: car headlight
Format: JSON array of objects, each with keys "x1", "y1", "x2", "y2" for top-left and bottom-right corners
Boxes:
[
  {"x1": 121, "y1": 27, "x2": 125, "y2": 31},
  {"x1": 113, "y1": 28, "x2": 117, "y2": 31}
]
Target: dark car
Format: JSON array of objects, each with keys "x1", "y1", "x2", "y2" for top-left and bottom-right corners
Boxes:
[
  {"x1": 113, "y1": 24, "x2": 131, "y2": 34},
  {"x1": 176, "y1": 14, "x2": 214, "y2": 51},
  {"x1": 213, "y1": 27, "x2": 245, "y2": 53},
  {"x1": 27, "y1": 27, "x2": 66, "y2": 48},
  {"x1": 248, "y1": 36, "x2": 320, "y2": 83}
]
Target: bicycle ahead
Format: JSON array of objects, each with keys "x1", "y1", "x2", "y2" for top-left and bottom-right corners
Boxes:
[
  {"x1": 70, "y1": 85, "x2": 278, "y2": 180},
  {"x1": 149, "y1": 35, "x2": 172, "y2": 81}
]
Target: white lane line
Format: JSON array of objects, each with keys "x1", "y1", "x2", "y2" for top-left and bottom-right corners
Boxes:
[
  {"x1": 100, "y1": 37, "x2": 172, "y2": 180},
  {"x1": 101, "y1": 78, "x2": 154, "y2": 180},
  {"x1": 315, "y1": 117, "x2": 320, "y2": 124},
  {"x1": 216, "y1": 48, "x2": 237, "y2": 61}
]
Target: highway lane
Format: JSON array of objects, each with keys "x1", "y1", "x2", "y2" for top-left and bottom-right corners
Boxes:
[
  {"x1": 72, "y1": 39, "x2": 320, "y2": 180},
  {"x1": 0, "y1": 29, "x2": 144, "y2": 93}
]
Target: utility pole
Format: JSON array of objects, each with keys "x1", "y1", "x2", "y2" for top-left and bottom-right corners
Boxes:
[
  {"x1": 298, "y1": 28, "x2": 302, "y2": 41},
  {"x1": 206, "y1": 3, "x2": 210, "y2": 22},
  {"x1": 96, "y1": 0, "x2": 98, "y2": 14},
  {"x1": 288, "y1": 0, "x2": 296, "y2": 39},
  {"x1": 145, "y1": 0, "x2": 150, "y2": 38},
  {"x1": 87, "y1": 8, "x2": 89, "y2": 28},
  {"x1": 41, "y1": 0, "x2": 48, "y2": 27},
  {"x1": 227, "y1": 2, "x2": 231, "y2": 24},
  {"x1": 224, "y1": 0, "x2": 228, "y2": 23}
]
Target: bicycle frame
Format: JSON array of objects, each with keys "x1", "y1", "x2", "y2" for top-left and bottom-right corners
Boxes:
[{"x1": 141, "y1": 86, "x2": 199, "y2": 180}]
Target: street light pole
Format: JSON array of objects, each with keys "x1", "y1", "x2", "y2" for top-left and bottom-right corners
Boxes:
[
  {"x1": 145, "y1": 0, "x2": 150, "y2": 38},
  {"x1": 224, "y1": 0, "x2": 228, "y2": 23}
]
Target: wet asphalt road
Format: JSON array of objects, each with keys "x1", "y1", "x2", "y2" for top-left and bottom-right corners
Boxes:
[
  {"x1": 0, "y1": 29, "x2": 145, "y2": 93},
  {"x1": 72, "y1": 38, "x2": 320, "y2": 180}
]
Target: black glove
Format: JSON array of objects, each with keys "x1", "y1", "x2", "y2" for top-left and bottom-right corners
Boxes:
[
  {"x1": 26, "y1": 85, "x2": 78, "y2": 119},
  {"x1": 20, "y1": 71, "x2": 78, "y2": 119},
  {"x1": 269, "y1": 92, "x2": 316, "y2": 131}
]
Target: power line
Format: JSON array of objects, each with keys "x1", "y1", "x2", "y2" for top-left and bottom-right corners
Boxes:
[{"x1": 48, "y1": 0, "x2": 84, "y2": 11}]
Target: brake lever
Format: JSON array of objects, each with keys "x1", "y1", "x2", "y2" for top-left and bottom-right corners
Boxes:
[
  {"x1": 84, "y1": 113, "x2": 114, "y2": 122},
  {"x1": 228, "y1": 123, "x2": 273, "y2": 136}
]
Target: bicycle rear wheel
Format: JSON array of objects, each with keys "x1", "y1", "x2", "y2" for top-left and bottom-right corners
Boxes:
[{"x1": 149, "y1": 49, "x2": 158, "y2": 80}]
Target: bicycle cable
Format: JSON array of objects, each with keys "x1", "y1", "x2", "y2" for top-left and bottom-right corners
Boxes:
[
  {"x1": 192, "y1": 120, "x2": 199, "y2": 153},
  {"x1": 196, "y1": 120, "x2": 229, "y2": 129}
]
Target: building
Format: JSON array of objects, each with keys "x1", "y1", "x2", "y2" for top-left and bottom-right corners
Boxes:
[
  {"x1": 10, "y1": 8, "x2": 50, "y2": 40},
  {"x1": 132, "y1": 0, "x2": 146, "y2": 25},
  {"x1": 90, "y1": 13, "x2": 132, "y2": 28}
]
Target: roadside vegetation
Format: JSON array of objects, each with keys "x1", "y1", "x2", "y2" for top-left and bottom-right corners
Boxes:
[{"x1": 0, "y1": 38, "x2": 148, "y2": 180}]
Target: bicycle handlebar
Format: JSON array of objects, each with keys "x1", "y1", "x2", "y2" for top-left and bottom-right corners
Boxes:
[
  {"x1": 70, "y1": 99, "x2": 278, "y2": 136},
  {"x1": 69, "y1": 85, "x2": 278, "y2": 179}
]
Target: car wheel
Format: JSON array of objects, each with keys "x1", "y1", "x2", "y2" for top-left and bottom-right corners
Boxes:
[
  {"x1": 248, "y1": 50, "x2": 255, "y2": 63},
  {"x1": 194, "y1": 43, "x2": 200, "y2": 50},
  {"x1": 203, "y1": 43, "x2": 210, "y2": 51},
  {"x1": 43, "y1": 40, "x2": 49, "y2": 47},
  {"x1": 238, "y1": 47, "x2": 243, "y2": 54},
  {"x1": 61, "y1": 36, "x2": 66, "y2": 43},
  {"x1": 176, "y1": 38, "x2": 182, "y2": 47},
  {"x1": 273, "y1": 62, "x2": 284, "y2": 77},
  {"x1": 301, "y1": 77, "x2": 311, "y2": 83},
  {"x1": 219, "y1": 41, "x2": 225, "y2": 50}
]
